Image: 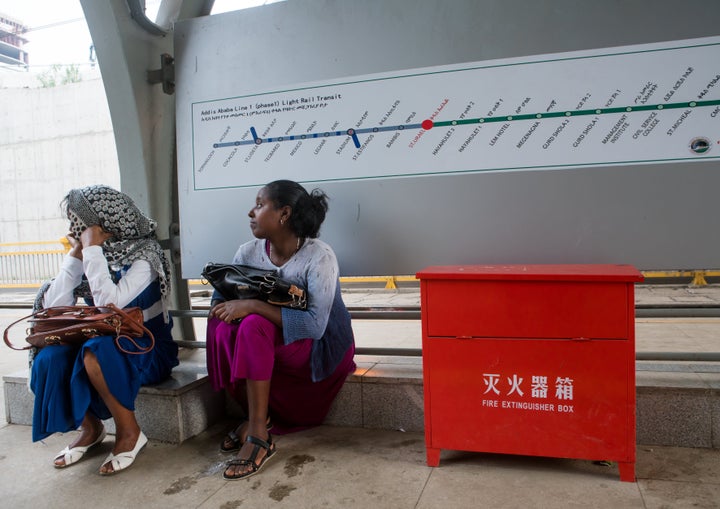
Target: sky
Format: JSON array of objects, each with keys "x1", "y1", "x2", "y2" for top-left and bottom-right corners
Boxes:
[{"x1": 0, "y1": 0, "x2": 278, "y2": 72}]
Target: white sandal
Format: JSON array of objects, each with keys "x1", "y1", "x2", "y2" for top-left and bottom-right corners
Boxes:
[
  {"x1": 53, "y1": 427, "x2": 107, "y2": 468},
  {"x1": 99, "y1": 431, "x2": 148, "y2": 475}
]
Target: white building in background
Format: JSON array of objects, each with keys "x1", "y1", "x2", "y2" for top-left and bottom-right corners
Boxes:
[
  {"x1": 0, "y1": 7, "x2": 119, "y2": 247},
  {"x1": 0, "y1": 13, "x2": 28, "y2": 68}
]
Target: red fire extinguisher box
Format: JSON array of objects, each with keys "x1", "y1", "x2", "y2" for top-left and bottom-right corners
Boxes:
[{"x1": 416, "y1": 264, "x2": 644, "y2": 482}]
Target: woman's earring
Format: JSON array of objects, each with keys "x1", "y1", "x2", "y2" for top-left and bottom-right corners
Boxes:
[{"x1": 280, "y1": 219, "x2": 285, "y2": 225}]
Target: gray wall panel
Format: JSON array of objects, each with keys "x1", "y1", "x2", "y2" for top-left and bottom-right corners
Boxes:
[{"x1": 175, "y1": 0, "x2": 720, "y2": 276}]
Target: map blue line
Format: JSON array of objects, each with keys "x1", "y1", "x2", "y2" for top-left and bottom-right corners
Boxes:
[{"x1": 212, "y1": 122, "x2": 425, "y2": 148}]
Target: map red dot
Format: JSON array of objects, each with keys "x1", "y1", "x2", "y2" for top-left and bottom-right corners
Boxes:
[{"x1": 421, "y1": 119, "x2": 434, "y2": 130}]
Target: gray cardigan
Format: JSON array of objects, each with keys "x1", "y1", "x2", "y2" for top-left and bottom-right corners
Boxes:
[{"x1": 231, "y1": 238, "x2": 354, "y2": 382}]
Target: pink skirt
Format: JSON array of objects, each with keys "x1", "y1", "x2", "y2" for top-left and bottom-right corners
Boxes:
[{"x1": 206, "y1": 315, "x2": 355, "y2": 434}]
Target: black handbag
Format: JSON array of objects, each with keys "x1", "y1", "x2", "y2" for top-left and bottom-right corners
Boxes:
[{"x1": 201, "y1": 262, "x2": 308, "y2": 310}]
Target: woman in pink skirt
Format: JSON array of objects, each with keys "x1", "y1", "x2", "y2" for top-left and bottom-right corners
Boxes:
[{"x1": 206, "y1": 180, "x2": 356, "y2": 480}]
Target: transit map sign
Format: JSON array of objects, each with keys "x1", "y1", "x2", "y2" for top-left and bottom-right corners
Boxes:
[{"x1": 189, "y1": 36, "x2": 719, "y2": 190}]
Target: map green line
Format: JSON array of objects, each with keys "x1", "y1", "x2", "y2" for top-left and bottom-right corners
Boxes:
[{"x1": 432, "y1": 99, "x2": 720, "y2": 128}]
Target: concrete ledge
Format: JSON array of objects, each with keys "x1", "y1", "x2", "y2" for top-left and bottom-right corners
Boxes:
[
  {"x1": 326, "y1": 356, "x2": 424, "y2": 432},
  {"x1": 636, "y1": 362, "x2": 720, "y2": 448},
  {"x1": 4, "y1": 354, "x2": 719, "y2": 448},
  {"x1": 2, "y1": 349, "x2": 225, "y2": 444},
  {"x1": 3, "y1": 371, "x2": 34, "y2": 427},
  {"x1": 223, "y1": 355, "x2": 426, "y2": 433}
]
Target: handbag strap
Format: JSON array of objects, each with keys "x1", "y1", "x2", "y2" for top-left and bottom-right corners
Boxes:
[
  {"x1": 32, "y1": 306, "x2": 101, "y2": 317},
  {"x1": 105, "y1": 303, "x2": 156, "y2": 354},
  {"x1": 3, "y1": 310, "x2": 37, "y2": 350}
]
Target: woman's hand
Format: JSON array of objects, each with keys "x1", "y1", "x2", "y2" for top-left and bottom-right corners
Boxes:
[
  {"x1": 80, "y1": 225, "x2": 112, "y2": 248},
  {"x1": 210, "y1": 300, "x2": 256, "y2": 323},
  {"x1": 66, "y1": 233, "x2": 83, "y2": 260}
]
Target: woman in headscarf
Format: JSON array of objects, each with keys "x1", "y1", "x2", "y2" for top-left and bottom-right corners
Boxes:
[{"x1": 29, "y1": 185, "x2": 178, "y2": 475}]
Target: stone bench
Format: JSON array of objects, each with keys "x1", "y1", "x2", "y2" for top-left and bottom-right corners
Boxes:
[
  {"x1": 3, "y1": 348, "x2": 224, "y2": 443},
  {"x1": 2, "y1": 350, "x2": 425, "y2": 444},
  {"x1": 4, "y1": 351, "x2": 719, "y2": 448}
]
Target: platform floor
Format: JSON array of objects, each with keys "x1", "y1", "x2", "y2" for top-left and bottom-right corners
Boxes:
[{"x1": 0, "y1": 420, "x2": 719, "y2": 508}]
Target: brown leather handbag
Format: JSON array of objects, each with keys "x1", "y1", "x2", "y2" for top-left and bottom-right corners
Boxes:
[{"x1": 3, "y1": 303, "x2": 154, "y2": 354}]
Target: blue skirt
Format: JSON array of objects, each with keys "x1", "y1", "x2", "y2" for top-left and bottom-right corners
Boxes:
[{"x1": 30, "y1": 334, "x2": 177, "y2": 442}]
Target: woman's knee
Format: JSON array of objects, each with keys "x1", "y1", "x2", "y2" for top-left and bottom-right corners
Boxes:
[
  {"x1": 238, "y1": 314, "x2": 276, "y2": 335},
  {"x1": 234, "y1": 315, "x2": 282, "y2": 359},
  {"x1": 30, "y1": 346, "x2": 77, "y2": 392},
  {"x1": 207, "y1": 316, "x2": 238, "y2": 342},
  {"x1": 32, "y1": 345, "x2": 76, "y2": 371}
]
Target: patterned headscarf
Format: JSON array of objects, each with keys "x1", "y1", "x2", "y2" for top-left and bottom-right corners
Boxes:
[{"x1": 63, "y1": 185, "x2": 171, "y2": 300}]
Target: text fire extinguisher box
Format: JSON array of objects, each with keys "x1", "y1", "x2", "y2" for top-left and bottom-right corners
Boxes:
[{"x1": 416, "y1": 264, "x2": 644, "y2": 482}]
